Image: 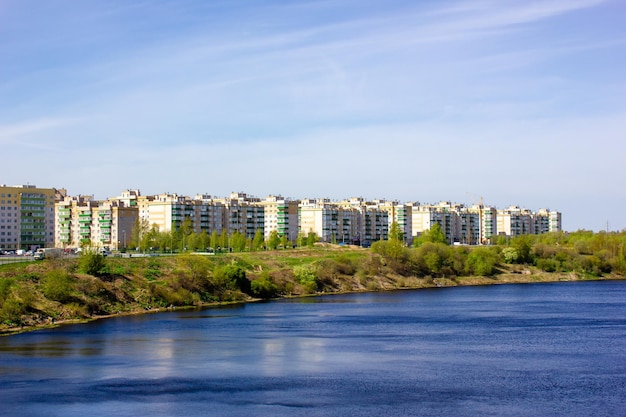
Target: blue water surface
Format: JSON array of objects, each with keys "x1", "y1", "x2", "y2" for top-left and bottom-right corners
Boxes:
[{"x1": 1, "y1": 281, "x2": 625, "y2": 416}]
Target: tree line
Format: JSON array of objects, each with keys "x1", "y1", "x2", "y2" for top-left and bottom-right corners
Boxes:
[
  {"x1": 128, "y1": 218, "x2": 319, "y2": 253},
  {"x1": 372, "y1": 223, "x2": 626, "y2": 278}
]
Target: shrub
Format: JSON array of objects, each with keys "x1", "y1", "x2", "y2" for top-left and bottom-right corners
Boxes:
[
  {"x1": 294, "y1": 264, "x2": 319, "y2": 294},
  {"x1": 466, "y1": 248, "x2": 498, "y2": 276},
  {"x1": 502, "y1": 247, "x2": 519, "y2": 264},
  {"x1": 251, "y1": 272, "x2": 279, "y2": 299},
  {"x1": 78, "y1": 250, "x2": 107, "y2": 276},
  {"x1": 0, "y1": 278, "x2": 14, "y2": 302},
  {"x1": 42, "y1": 269, "x2": 74, "y2": 303},
  {"x1": 0, "y1": 297, "x2": 27, "y2": 326},
  {"x1": 212, "y1": 264, "x2": 251, "y2": 295}
]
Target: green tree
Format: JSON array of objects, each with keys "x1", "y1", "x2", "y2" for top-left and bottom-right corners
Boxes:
[
  {"x1": 502, "y1": 247, "x2": 519, "y2": 264},
  {"x1": 212, "y1": 264, "x2": 251, "y2": 295},
  {"x1": 280, "y1": 234, "x2": 288, "y2": 249},
  {"x1": 307, "y1": 232, "x2": 319, "y2": 247},
  {"x1": 230, "y1": 231, "x2": 247, "y2": 252},
  {"x1": 268, "y1": 230, "x2": 281, "y2": 250},
  {"x1": 251, "y1": 272, "x2": 279, "y2": 299},
  {"x1": 210, "y1": 230, "x2": 219, "y2": 251},
  {"x1": 219, "y1": 229, "x2": 229, "y2": 251},
  {"x1": 252, "y1": 229, "x2": 265, "y2": 251},
  {"x1": 414, "y1": 223, "x2": 447, "y2": 247},
  {"x1": 424, "y1": 251, "x2": 443, "y2": 275},
  {"x1": 466, "y1": 247, "x2": 498, "y2": 276},
  {"x1": 389, "y1": 221, "x2": 404, "y2": 243},
  {"x1": 198, "y1": 230, "x2": 210, "y2": 251},
  {"x1": 294, "y1": 264, "x2": 318, "y2": 293},
  {"x1": 78, "y1": 248, "x2": 107, "y2": 276},
  {"x1": 296, "y1": 232, "x2": 306, "y2": 248},
  {"x1": 130, "y1": 218, "x2": 150, "y2": 249},
  {"x1": 511, "y1": 235, "x2": 533, "y2": 264}
]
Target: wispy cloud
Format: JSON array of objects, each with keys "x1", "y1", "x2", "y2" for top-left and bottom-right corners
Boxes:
[
  {"x1": 0, "y1": 0, "x2": 623, "y2": 231},
  {"x1": 0, "y1": 117, "x2": 80, "y2": 145}
]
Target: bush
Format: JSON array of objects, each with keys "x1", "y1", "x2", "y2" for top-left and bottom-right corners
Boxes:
[
  {"x1": 0, "y1": 297, "x2": 27, "y2": 326},
  {"x1": 0, "y1": 278, "x2": 14, "y2": 302},
  {"x1": 42, "y1": 269, "x2": 74, "y2": 303},
  {"x1": 251, "y1": 272, "x2": 279, "y2": 299},
  {"x1": 294, "y1": 264, "x2": 319, "y2": 294},
  {"x1": 466, "y1": 248, "x2": 498, "y2": 276},
  {"x1": 502, "y1": 247, "x2": 519, "y2": 264},
  {"x1": 212, "y1": 264, "x2": 251, "y2": 295},
  {"x1": 78, "y1": 250, "x2": 107, "y2": 276}
]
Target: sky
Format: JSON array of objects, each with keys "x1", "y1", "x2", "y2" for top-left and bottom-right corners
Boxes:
[{"x1": 1, "y1": 0, "x2": 625, "y2": 232}]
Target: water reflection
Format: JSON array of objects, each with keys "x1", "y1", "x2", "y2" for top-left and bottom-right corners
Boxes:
[{"x1": 0, "y1": 281, "x2": 624, "y2": 417}]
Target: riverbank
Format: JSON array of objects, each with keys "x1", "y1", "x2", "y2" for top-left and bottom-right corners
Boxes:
[{"x1": 2, "y1": 261, "x2": 618, "y2": 336}]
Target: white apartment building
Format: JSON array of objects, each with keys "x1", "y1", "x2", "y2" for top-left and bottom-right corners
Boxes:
[
  {"x1": 41, "y1": 186, "x2": 564, "y2": 250},
  {"x1": 411, "y1": 203, "x2": 453, "y2": 243},
  {"x1": 480, "y1": 206, "x2": 498, "y2": 243},
  {"x1": 300, "y1": 198, "x2": 388, "y2": 246},
  {"x1": 497, "y1": 206, "x2": 534, "y2": 237},
  {"x1": 257, "y1": 195, "x2": 299, "y2": 241}
]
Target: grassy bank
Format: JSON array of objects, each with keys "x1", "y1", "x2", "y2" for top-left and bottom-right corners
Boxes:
[{"x1": 1, "y1": 244, "x2": 622, "y2": 336}]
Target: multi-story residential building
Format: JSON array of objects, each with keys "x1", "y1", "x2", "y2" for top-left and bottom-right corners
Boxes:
[
  {"x1": 257, "y1": 195, "x2": 299, "y2": 241},
  {"x1": 216, "y1": 192, "x2": 264, "y2": 239},
  {"x1": 371, "y1": 200, "x2": 412, "y2": 245},
  {"x1": 361, "y1": 205, "x2": 389, "y2": 245},
  {"x1": 480, "y1": 206, "x2": 498, "y2": 243},
  {"x1": 411, "y1": 202, "x2": 455, "y2": 244},
  {"x1": 300, "y1": 198, "x2": 388, "y2": 246},
  {"x1": 549, "y1": 210, "x2": 562, "y2": 233},
  {"x1": 43, "y1": 186, "x2": 565, "y2": 250},
  {"x1": 457, "y1": 207, "x2": 481, "y2": 245},
  {"x1": 533, "y1": 209, "x2": 551, "y2": 235},
  {"x1": 299, "y1": 198, "x2": 339, "y2": 243},
  {"x1": 194, "y1": 194, "x2": 226, "y2": 235},
  {"x1": 56, "y1": 194, "x2": 95, "y2": 248},
  {"x1": 497, "y1": 206, "x2": 533, "y2": 237},
  {"x1": 0, "y1": 184, "x2": 65, "y2": 251},
  {"x1": 138, "y1": 193, "x2": 177, "y2": 233},
  {"x1": 411, "y1": 202, "x2": 502, "y2": 245},
  {"x1": 56, "y1": 193, "x2": 138, "y2": 250}
]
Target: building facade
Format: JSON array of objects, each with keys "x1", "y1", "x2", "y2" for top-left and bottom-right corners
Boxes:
[
  {"x1": 258, "y1": 196, "x2": 299, "y2": 241},
  {"x1": 56, "y1": 193, "x2": 138, "y2": 251},
  {"x1": 0, "y1": 184, "x2": 65, "y2": 251},
  {"x1": 42, "y1": 186, "x2": 564, "y2": 250}
]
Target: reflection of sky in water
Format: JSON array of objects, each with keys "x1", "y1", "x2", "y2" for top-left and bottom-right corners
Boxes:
[{"x1": 1, "y1": 282, "x2": 625, "y2": 417}]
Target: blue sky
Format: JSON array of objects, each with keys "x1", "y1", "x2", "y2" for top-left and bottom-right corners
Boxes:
[{"x1": 1, "y1": 0, "x2": 625, "y2": 232}]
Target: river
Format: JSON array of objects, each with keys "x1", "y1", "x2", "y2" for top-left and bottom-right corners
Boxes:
[{"x1": 1, "y1": 281, "x2": 625, "y2": 416}]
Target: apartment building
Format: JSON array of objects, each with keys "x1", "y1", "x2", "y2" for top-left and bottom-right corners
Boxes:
[
  {"x1": 533, "y1": 208, "x2": 562, "y2": 234},
  {"x1": 43, "y1": 186, "x2": 564, "y2": 250},
  {"x1": 299, "y1": 198, "x2": 389, "y2": 246},
  {"x1": 361, "y1": 205, "x2": 389, "y2": 245},
  {"x1": 411, "y1": 203, "x2": 452, "y2": 243},
  {"x1": 56, "y1": 193, "x2": 138, "y2": 250},
  {"x1": 370, "y1": 199, "x2": 412, "y2": 245},
  {"x1": 458, "y1": 206, "x2": 481, "y2": 245},
  {"x1": 0, "y1": 184, "x2": 65, "y2": 251},
  {"x1": 216, "y1": 192, "x2": 264, "y2": 239},
  {"x1": 480, "y1": 206, "x2": 498, "y2": 243},
  {"x1": 497, "y1": 206, "x2": 534, "y2": 237},
  {"x1": 257, "y1": 195, "x2": 299, "y2": 241},
  {"x1": 193, "y1": 194, "x2": 226, "y2": 235}
]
